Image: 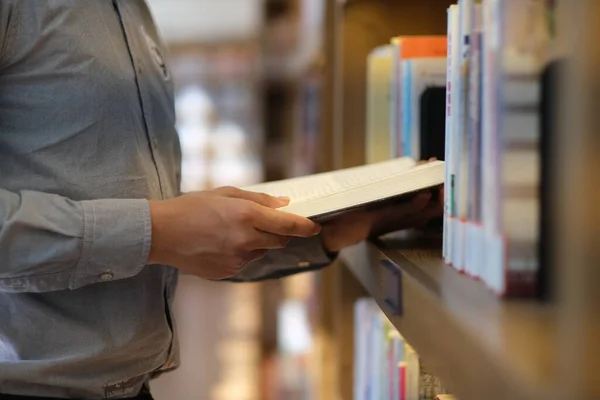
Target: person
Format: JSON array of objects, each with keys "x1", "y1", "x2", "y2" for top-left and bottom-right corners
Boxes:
[{"x1": 0, "y1": 2, "x2": 442, "y2": 399}]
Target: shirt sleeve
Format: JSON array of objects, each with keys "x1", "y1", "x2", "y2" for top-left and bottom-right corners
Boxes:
[
  {"x1": 0, "y1": 188, "x2": 151, "y2": 292},
  {"x1": 227, "y1": 235, "x2": 337, "y2": 282}
]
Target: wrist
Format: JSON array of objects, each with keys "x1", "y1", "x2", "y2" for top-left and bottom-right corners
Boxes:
[{"x1": 148, "y1": 200, "x2": 168, "y2": 265}]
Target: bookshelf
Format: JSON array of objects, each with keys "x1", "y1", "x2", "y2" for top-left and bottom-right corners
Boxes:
[
  {"x1": 340, "y1": 235, "x2": 556, "y2": 400},
  {"x1": 313, "y1": 0, "x2": 599, "y2": 399}
]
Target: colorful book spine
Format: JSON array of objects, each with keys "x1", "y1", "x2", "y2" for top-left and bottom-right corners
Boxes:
[{"x1": 353, "y1": 299, "x2": 448, "y2": 399}]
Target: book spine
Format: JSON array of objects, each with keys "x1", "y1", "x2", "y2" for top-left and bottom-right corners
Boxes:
[
  {"x1": 354, "y1": 299, "x2": 373, "y2": 400},
  {"x1": 443, "y1": 6, "x2": 457, "y2": 264},
  {"x1": 481, "y1": 0, "x2": 500, "y2": 291},
  {"x1": 464, "y1": 0, "x2": 478, "y2": 279},
  {"x1": 401, "y1": 60, "x2": 412, "y2": 157},
  {"x1": 497, "y1": 0, "x2": 551, "y2": 296},
  {"x1": 399, "y1": 361, "x2": 407, "y2": 400},
  {"x1": 454, "y1": 0, "x2": 472, "y2": 273},
  {"x1": 467, "y1": 1, "x2": 484, "y2": 281},
  {"x1": 449, "y1": 4, "x2": 462, "y2": 269},
  {"x1": 390, "y1": 39, "x2": 401, "y2": 159},
  {"x1": 366, "y1": 46, "x2": 394, "y2": 164},
  {"x1": 405, "y1": 344, "x2": 419, "y2": 400},
  {"x1": 396, "y1": 43, "x2": 404, "y2": 157}
]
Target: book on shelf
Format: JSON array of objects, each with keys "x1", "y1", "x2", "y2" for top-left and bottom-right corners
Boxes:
[
  {"x1": 401, "y1": 58, "x2": 447, "y2": 160},
  {"x1": 453, "y1": 0, "x2": 472, "y2": 273},
  {"x1": 353, "y1": 298, "x2": 450, "y2": 400},
  {"x1": 479, "y1": 0, "x2": 553, "y2": 296},
  {"x1": 390, "y1": 37, "x2": 403, "y2": 159},
  {"x1": 539, "y1": 58, "x2": 565, "y2": 301},
  {"x1": 366, "y1": 45, "x2": 395, "y2": 163},
  {"x1": 243, "y1": 158, "x2": 444, "y2": 223},
  {"x1": 395, "y1": 36, "x2": 447, "y2": 159},
  {"x1": 377, "y1": 36, "x2": 447, "y2": 161},
  {"x1": 443, "y1": 5, "x2": 460, "y2": 266},
  {"x1": 465, "y1": 0, "x2": 484, "y2": 281},
  {"x1": 437, "y1": 0, "x2": 554, "y2": 296},
  {"x1": 356, "y1": 0, "x2": 555, "y2": 298}
]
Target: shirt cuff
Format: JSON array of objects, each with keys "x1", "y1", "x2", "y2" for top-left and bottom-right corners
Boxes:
[{"x1": 70, "y1": 199, "x2": 151, "y2": 289}]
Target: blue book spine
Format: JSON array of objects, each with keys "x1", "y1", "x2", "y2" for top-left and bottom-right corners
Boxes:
[{"x1": 401, "y1": 60, "x2": 412, "y2": 157}]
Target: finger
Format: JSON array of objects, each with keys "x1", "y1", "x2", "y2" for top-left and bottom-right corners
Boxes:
[
  {"x1": 416, "y1": 157, "x2": 437, "y2": 165},
  {"x1": 374, "y1": 191, "x2": 431, "y2": 222},
  {"x1": 215, "y1": 186, "x2": 289, "y2": 208},
  {"x1": 253, "y1": 231, "x2": 291, "y2": 249},
  {"x1": 254, "y1": 208, "x2": 321, "y2": 237},
  {"x1": 411, "y1": 191, "x2": 432, "y2": 207}
]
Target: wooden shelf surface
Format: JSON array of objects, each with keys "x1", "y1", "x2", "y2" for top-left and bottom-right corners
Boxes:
[{"x1": 340, "y1": 234, "x2": 557, "y2": 400}]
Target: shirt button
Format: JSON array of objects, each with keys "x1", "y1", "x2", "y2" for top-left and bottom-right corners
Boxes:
[
  {"x1": 298, "y1": 261, "x2": 310, "y2": 268},
  {"x1": 99, "y1": 272, "x2": 114, "y2": 281}
]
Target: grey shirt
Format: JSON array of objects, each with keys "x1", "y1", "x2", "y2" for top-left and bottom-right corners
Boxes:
[{"x1": 0, "y1": 1, "x2": 333, "y2": 398}]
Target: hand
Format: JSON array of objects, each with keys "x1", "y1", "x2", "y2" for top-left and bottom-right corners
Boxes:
[
  {"x1": 148, "y1": 186, "x2": 321, "y2": 279},
  {"x1": 320, "y1": 189, "x2": 443, "y2": 253}
]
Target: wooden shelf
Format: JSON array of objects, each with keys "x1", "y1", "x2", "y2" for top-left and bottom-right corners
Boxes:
[{"x1": 340, "y1": 233, "x2": 557, "y2": 400}]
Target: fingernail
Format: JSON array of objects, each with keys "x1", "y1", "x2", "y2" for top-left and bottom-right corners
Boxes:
[
  {"x1": 313, "y1": 224, "x2": 322, "y2": 235},
  {"x1": 277, "y1": 196, "x2": 290, "y2": 203}
]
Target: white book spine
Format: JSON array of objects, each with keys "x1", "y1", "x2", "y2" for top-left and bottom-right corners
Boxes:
[
  {"x1": 481, "y1": 0, "x2": 501, "y2": 291},
  {"x1": 353, "y1": 299, "x2": 374, "y2": 400},
  {"x1": 459, "y1": 0, "x2": 473, "y2": 276},
  {"x1": 443, "y1": 6, "x2": 457, "y2": 264},
  {"x1": 449, "y1": 4, "x2": 462, "y2": 269},
  {"x1": 468, "y1": 1, "x2": 484, "y2": 281},
  {"x1": 405, "y1": 345, "x2": 420, "y2": 400}
]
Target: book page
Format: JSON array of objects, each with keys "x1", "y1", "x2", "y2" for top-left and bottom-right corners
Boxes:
[{"x1": 243, "y1": 158, "x2": 416, "y2": 203}]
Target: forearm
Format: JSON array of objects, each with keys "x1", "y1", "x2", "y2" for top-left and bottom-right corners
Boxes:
[{"x1": 0, "y1": 188, "x2": 151, "y2": 292}]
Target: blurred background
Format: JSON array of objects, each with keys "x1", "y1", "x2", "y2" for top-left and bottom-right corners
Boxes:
[
  {"x1": 146, "y1": 1, "x2": 326, "y2": 399},
  {"x1": 142, "y1": 1, "x2": 599, "y2": 400}
]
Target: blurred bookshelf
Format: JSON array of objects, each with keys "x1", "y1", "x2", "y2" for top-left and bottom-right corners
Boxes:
[
  {"x1": 304, "y1": 0, "x2": 600, "y2": 400},
  {"x1": 341, "y1": 235, "x2": 556, "y2": 400}
]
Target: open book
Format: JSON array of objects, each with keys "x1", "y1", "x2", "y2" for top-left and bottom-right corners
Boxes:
[{"x1": 243, "y1": 158, "x2": 445, "y2": 222}]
